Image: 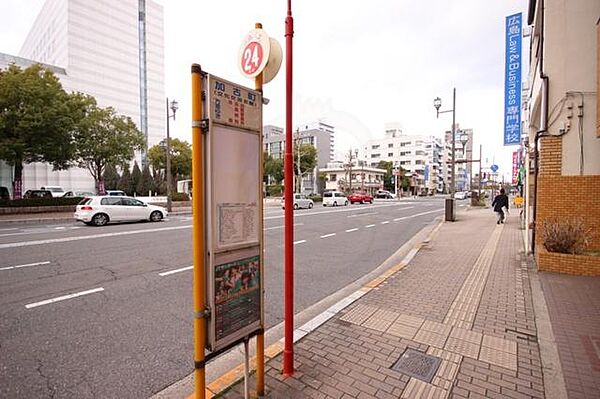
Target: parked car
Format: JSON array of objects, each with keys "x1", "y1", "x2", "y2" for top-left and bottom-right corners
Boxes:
[
  {"x1": 23, "y1": 189, "x2": 53, "y2": 199},
  {"x1": 0, "y1": 186, "x2": 10, "y2": 200},
  {"x1": 453, "y1": 191, "x2": 467, "y2": 200},
  {"x1": 105, "y1": 190, "x2": 126, "y2": 196},
  {"x1": 40, "y1": 186, "x2": 65, "y2": 197},
  {"x1": 322, "y1": 191, "x2": 348, "y2": 207},
  {"x1": 375, "y1": 190, "x2": 396, "y2": 199},
  {"x1": 63, "y1": 191, "x2": 96, "y2": 197},
  {"x1": 348, "y1": 192, "x2": 373, "y2": 204},
  {"x1": 281, "y1": 194, "x2": 314, "y2": 210},
  {"x1": 74, "y1": 196, "x2": 168, "y2": 226}
]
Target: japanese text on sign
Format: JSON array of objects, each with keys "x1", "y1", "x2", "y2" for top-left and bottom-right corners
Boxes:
[
  {"x1": 504, "y1": 13, "x2": 522, "y2": 146},
  {"x1": 210, "y1": 78, "x2": 261, "y2": 132}
]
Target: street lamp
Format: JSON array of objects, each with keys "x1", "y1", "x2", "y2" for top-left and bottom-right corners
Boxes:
[
  {"x1": 459, "y1": 131, "x2": 469, "y2": 191},
  {"x1": 433, "y1": 88, "x2": 457, "y2": 221},
  {"x1": 166, "y1": 98, "x2": 178, "y2": 212}
]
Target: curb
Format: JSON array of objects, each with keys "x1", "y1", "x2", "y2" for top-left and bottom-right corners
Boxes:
[
  {"x1": 0, "y1": 210, "x2": 193, "y2": 225},
  {"x1": 182, "y1": 217, "x2": 446, "y2": 398}
]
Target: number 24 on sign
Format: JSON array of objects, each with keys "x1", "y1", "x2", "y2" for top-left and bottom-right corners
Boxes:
[{"x1": 241, "y1": 42, "x2": 263, "y2": 75}]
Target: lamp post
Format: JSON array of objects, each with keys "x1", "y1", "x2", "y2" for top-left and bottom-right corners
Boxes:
[
  {"x1": 166, "y1": 98, "x2": 178, "y2": 212},
  {"x1": 459, "y1": 131, "x2": 469, "y2": 192},
  {"x1": 434, "y1": 88, "x2": 456, "y2": 221}
]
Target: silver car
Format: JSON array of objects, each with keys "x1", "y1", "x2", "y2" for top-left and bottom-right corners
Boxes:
[
  {"x1": 281, "y1": 194, "x2": 314, "y2": 210},
  {"x1": 74, "y1": 196, "x2": 168, "y2": 226}
]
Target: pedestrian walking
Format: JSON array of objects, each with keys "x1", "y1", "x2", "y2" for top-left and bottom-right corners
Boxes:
[{"x1": 492, "y1": 188, "x2": 509, "y2": 224}]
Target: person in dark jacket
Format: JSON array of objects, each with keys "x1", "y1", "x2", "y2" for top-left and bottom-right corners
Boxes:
[{"x1": 492, "y1": 188, "x2": 509, "y2": 224}]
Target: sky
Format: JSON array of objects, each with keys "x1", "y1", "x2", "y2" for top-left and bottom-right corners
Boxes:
[{"x1": 0, "y1": 0, "x2": 528, "y2": 180}]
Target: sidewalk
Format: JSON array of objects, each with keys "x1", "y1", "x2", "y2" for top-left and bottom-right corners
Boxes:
[{"x1": 209, "y1": 207, "x2": 599, "y2": 398}]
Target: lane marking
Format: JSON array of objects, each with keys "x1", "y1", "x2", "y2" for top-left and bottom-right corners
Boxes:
[
  {"x1": 0, "y1": 225, "x2": 191, "y2": 250},
  {"x1": 293, "y1": 240, "x2": 306, "y2": 245},
  {"x1": 159, "y1": 265, "x2": 193, "y2": 276},
  {"x1": 264, "y1": 202, "x2": 415, "y2": 220},
  {"x1": 320, "y1": 233, "x2": 336, "y2": 238},
  {"x1": 0, "y1": 261, "x2": 51, "y2": 271},
  {"x1": 264, "y1": 223, "x2": 303, "y2": 231},
  {"x1": 55, "y1": 227, "x2": 66, "y2": 230},
  {"x1": 347, "y1": 212, "x2": 377, "y2": 218},
  {"x1": 381, "y1": 221, "x2": 390, "y2": 224},
  {"x1": 345, "y1": 228, "x2": 359, "y2": 233},
  {"x1": 0, "y1": 228, "x2": 19, "y2": 232},
  {"x1": 365, "y1": 224, "x2": 376, "y2": 228},
  {"x1": 25, "y1": 287, "x2": 105, "y2": 309}
]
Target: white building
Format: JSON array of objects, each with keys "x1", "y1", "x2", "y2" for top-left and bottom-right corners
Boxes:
[
  {"x1": 320, "y1": 161, "x2": 385, "y2": 196},
  {"x1": 0, "y1": 0, "x2": 164, "y2": 196},
  {"x1": 363, "y1": 129, "x2": 444, "y2": 194},
  {"x1": 443, "y1": 126, "x2": 474, "y2": 192},
  {"x1": 263, "y1": 122, "x2": 335, "y2": 194}
]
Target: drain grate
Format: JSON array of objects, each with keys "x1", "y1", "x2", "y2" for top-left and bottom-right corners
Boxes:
[{"x1": 391, "y1": 348, "x2": 442, "y2": 383}]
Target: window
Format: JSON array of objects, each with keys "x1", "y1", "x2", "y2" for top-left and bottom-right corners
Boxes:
[
  {"x1": 330, "y1": 174, "x2": 337, "y2": 181},
  {"x1": 101, "y1": 197, "x2": 122, "y2": 205},
  {"x1": 400, "y1": 151, "x2": 411, "y2": 156},
  {"x1": 371, "y1": 145, "x2": 380, "y2": 149},
  {"x1": 388, "y1": 143, "x2": 393, "y2": 148},
  {"x1": 371, "y1": 153, "x2": 380, "y2": 158},
  {"x1": 388, "y1": 152, "x2": 394, "y2": 157},
  {"x1": 400, "y1": 142, "x2": 409, "y2": 147}
]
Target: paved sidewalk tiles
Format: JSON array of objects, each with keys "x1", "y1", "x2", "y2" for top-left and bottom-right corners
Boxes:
[{"x1": 219, "y1": 210, "x2": 551, "y2": 398}]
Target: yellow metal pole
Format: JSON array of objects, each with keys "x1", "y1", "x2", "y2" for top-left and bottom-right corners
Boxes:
[
  {"x1": 254, "y1": 21, "x2": 265, "y2": 395},
  {"x1": 191, "y1": 63, "x2": 206, "y2": 399}
]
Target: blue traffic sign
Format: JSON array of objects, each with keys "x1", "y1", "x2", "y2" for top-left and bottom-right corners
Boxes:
[{"x1": 491, "y1": 164, "x2": 499, "y2": 173}]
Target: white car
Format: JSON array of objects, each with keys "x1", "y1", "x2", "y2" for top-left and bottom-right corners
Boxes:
[
  {"x1": 41, "y1": 186, "x2": 65, "y2": 197},
  {"x1": 322, "y1": 191, "x2": 348, "y2": 207},
  {"x1": 74, "y1": 196, "x2": 168, "y2": 226},
  {"x1": 453, "y1": 191, "x2": 467, "y2": 200},
  {"x1": 281, "y1": 194, "x2": 314, "y2": 210}
]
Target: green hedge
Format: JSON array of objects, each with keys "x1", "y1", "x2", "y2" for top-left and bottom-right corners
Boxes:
[
  {"x1": 308, "y1": 194, "x2": 322, "y2": 203},
  {"x1": 171, "y1": 192, "x2": 190, "y2": 202},
  {"x1": 266, "y1": 184, "x2": 283, "y2": 197},
  {"x1": 0, "y1": 197, "x2": 84, "y2": 208}
]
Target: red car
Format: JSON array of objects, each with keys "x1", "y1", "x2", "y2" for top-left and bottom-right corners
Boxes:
[{"x1": 348, "y1": 192, "x2": 373, "y2": 204}]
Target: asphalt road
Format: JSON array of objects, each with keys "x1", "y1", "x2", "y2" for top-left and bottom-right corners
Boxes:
[{"x1": 0, "y1": 197, "x2": 452, "y2": 398}]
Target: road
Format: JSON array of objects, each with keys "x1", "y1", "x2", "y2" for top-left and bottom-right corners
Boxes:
[{"x1": 0, "y1": 197, "x2": 453, "y2": 398}]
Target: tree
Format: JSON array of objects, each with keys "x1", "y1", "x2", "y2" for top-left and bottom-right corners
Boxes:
[
  {"x1": 293, "y1": 143, "x2": 317, "y2": 193},
  {"x1": 118, "y1": 165, "x2": 132, "y2": 195},
  {"x1": 377, "y1": 160, "x2": 394, "y2": 191},
  {"x1": 148, "y1": 138, "x2": 192, "y2": 190},
  {"x1": 103, "y1": 164, "x2": 120, "y2": 191},
  {"x1": 72, "y1": 104, "x2": 144, "y2": 194},
  {"x1": 0, "y1": 64, "x2": 88, "y2": 198},
  {"x1": 131, "y1": 162, "x2": 142, "y2": 195},
  {"x1": 263, "y1": 151, "x2": 283, "y2": 185},
  {"x1": 137, "y1": 164, "x2": 154, "y2": 196}
]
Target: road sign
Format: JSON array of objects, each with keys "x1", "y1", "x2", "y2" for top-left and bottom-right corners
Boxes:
[
  {"x1": 239, "y1": 29, "x2": 270, "y2": 78},
  {"x1": 491, "y1": 164, "x2": 499, "y2": 173}
]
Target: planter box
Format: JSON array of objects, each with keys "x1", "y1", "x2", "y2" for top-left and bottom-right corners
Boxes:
[{"x1": 537, "y1": 247, "x2": 600, "y2": 276}]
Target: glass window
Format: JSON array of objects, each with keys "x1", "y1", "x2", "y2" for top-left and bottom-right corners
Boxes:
[{"x1": 101, "y1": 197, "x2": 122, "y2": 205}]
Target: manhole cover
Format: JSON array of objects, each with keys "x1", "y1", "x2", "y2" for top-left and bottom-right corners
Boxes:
[{"x1": 391, "y1": 348, "x2": 442, "y2": 383}]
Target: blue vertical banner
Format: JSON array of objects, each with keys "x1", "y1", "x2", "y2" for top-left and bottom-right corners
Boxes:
[{"x1": 504, "y1": 13, "x2": 522, "y2": 146}]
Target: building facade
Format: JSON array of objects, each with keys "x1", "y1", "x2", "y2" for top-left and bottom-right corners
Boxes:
[
  {"x1": 443, "y1": 127, "x2": 474, "y2": 192},
  {"x1": 0, "y1": 0, "x2": 164, "y2": 196},
  {"x1": 525, "y1": 0, "x2": 600, "y2": 274},
  {"x1": 263, "y1": 122, "x2": 335, "y2": 194},
  {"x1": 320, "y1": 161, "x2": 385, "y2": 196},
  {"x1": 363, "y1": 129, "x2": 444, "y2": 195}
]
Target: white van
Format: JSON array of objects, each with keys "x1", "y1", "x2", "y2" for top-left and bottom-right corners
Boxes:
[
  {"x1": 40, "y1": 186, "x2": 65, "y2": 197},
  {"x1": 322, "y1": 191, "x2": 348, "y2": 207}
]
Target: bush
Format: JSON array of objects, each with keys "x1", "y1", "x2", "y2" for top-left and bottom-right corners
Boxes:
[
  {"x1": 308, "y1": 194, "x2": 322, "y2": 203},
  {"x1": 171, "y1": 192, "x2": 190, "y2": 202},
  {"x1": 267, "y1": 184, "x2": 283, "y2": 197},
  {"x1": 541, "y1": 217, "x2": 591, "y2": 254},
  {"x1": 0, "y1": 197, "x2": 84, "y2": 208}
]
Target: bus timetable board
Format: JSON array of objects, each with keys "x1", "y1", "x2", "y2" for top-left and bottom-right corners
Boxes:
[{"x1": 203, "y1": 74, "x2": 263, "y2": 352}]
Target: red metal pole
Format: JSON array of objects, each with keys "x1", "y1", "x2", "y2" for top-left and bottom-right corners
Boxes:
[{"x1": 283, "y1": 0, "x2": 295, "y2": 376}]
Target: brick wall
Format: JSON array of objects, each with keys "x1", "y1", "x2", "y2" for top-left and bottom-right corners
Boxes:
[
  {"x1": 537, "y1": 248, "x2": 600, "y2": 276},
  {"x1": 535, "y1": 135, "x2": 600, "y2": 275}
]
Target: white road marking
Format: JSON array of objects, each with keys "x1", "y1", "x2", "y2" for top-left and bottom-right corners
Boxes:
[
  {"x1": 381, "y1": 221, "x2": 390, "y2": 224},
  {"x1": 345, "y1": 228, "x2": 359, "y2": 232},
  {"x1": 396, "y1": 206, "x2": 415, "y2": 210},
  {"x1": 159, "y1": 265, "x2": 193, "y2": 276},
  {"x1": 25, "y1": 287, "x2": 105, "y2": 309},
  {"x1": 365, "y1": 224, "x2": 376, "y2": 228},
  {"x1": 320, "y1": 233, "x2": 336, "y2": 238},
  {"x1": 0, "y1": 228, "x2": 19, "y2": 232},
  {"x1": 264, "y1": 202, "x2": 412, "y2": 220},
  {"x1": 265, "y1": 223, "x2": 303, "y2": 231},
  {"x1": 347, "y1": 212, "x2": 377, "y2": 218},
  {"x1": 0, "y1": 225, "x2": 191, "y2": 250},
  {"x1": 293, "y1": 240, "x2": 307, "y2": 245},
  {"x1": 55, "y1": 227, "x2": 66, "y2": 230},
  {"x1": 0, "y1": 261, "x2": 51, "y2": 271}
]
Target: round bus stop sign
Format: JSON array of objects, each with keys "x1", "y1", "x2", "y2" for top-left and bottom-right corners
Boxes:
[{"x1": 239, "y1": 29, "x2": 270, "y2": 78}]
